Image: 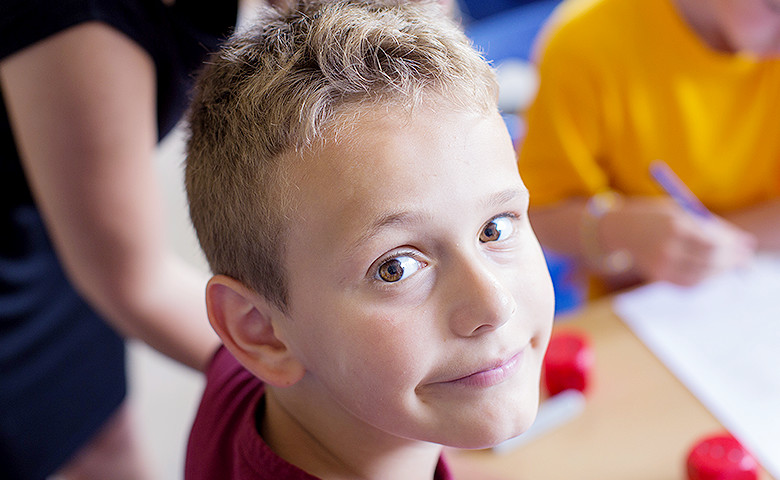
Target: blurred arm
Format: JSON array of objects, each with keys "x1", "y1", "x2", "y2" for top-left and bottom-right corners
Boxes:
[
  {"x1": 0, "y1": 22, "x2": 219, "y2": 371},
  {"x1": 530, "y1": 195, "x2": 756, "y2": 289}
]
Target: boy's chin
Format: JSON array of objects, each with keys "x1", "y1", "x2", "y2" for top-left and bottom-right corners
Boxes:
[{"x1": 436, "y1": 409, "x2": 540, "y2": 450}]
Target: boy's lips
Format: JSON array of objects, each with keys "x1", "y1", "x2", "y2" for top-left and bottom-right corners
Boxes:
[{"x1": 430, "y1": 349, "x2": 526, "y2": 388}]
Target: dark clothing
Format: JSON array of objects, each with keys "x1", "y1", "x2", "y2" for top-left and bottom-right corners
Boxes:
[{"x1": 0, "y1": 1, "x2": 236, "y2": 478}]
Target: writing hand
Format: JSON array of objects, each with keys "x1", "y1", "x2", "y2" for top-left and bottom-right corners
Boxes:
[{"x1": 599, "y1": 197, "x2": 756, "y2": 286}]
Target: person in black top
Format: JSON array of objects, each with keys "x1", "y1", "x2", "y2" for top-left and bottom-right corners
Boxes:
[{"x1": 0, "y1": 1, "x2": 237, "y2": 478}]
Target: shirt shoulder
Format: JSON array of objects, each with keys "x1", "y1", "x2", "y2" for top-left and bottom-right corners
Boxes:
[
  {"x1": 185, "y1": 346, "x2": 322, "y2": 480},
  {"x1": 185, "y1": 346, "x2": 265, "y2": 478}
]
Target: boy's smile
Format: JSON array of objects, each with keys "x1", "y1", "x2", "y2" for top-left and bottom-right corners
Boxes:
[
  {"x1": 423, "y1": 349, "x2": 525, "y2": 388},
  {"x1": 267, "y1": 103, "x2": 554, "y2": 453}
]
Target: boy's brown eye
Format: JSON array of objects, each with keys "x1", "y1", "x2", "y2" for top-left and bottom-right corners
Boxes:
[
  {"x1": 376, "y1": 255, "x2": 424, "y2": 283},
  {"x1": 479, "y1": 216, "x2": 514, "y2": 243},
  {"x1": 480, "y1": 222, "x2": 501, "y2": 242},
  {"x1": 379, "y1": 259, "x2": 404, "y2": 282}
]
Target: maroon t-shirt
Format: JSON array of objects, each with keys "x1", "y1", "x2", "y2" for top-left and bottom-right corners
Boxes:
[{"x1": 185, "y1": 346, "x2": 454, "y2": 479}]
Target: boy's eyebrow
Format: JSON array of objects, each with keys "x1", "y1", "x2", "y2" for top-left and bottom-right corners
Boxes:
[
  {"x1": 346, "y1": 210, "x2": 430, "y2": 255},
  {"x1": 487, "y1": 187, "x2": 529, "y2": 210},
  {"x1": 347, "y1": 187, "x2": 529, "y2": 253}
]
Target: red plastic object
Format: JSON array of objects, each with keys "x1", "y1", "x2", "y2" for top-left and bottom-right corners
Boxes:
[
  {"x1": 542, "y1": 330, "x2": 594, "y2": 396},
  {"x1": 686, "y1": 432, "x2": 759, "y2": 480}
]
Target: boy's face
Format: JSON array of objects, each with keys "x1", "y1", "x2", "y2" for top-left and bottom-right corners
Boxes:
[{"x1": 275, "y1": 105, "x2": 554, "y2": 449}]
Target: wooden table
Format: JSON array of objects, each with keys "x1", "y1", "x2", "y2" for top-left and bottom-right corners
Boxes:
[{"x1": 450, "y1": 297, "x2": 773, "y2": 480}]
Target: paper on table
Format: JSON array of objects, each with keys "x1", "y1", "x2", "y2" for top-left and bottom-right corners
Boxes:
[{"x1": 613, "y1": 255, "x2": 780, "y2": 477}]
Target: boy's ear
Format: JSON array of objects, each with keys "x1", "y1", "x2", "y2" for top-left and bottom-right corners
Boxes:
[{"x1": 206, "y1": 275, "x2": 305, "y2": 387}]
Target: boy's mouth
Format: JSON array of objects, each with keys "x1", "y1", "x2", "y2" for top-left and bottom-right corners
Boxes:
[{"x1": 431, "y1": 349, "x2": 526, "y2": 388}]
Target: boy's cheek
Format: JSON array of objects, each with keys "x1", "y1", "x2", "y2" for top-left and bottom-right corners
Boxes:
[{"x1": 514, "y1": 251, "x2": 555, "y2": 318}]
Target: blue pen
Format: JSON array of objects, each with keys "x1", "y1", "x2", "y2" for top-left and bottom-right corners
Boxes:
[{"x1": 649, "y1": 160, "x2": 713, "y2": 219}]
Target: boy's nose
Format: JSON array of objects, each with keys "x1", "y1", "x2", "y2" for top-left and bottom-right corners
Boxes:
[{"x1": 445, "y1": 256, "x2": 515, "y2": 337}]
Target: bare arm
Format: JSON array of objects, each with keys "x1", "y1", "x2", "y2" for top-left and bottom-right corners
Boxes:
[
  {"x1": 530, "y1": 195, "x2": 756, "y2": 288},
  {"x1": 0, "y1": 23, "x2": 218, "y2": 371}
]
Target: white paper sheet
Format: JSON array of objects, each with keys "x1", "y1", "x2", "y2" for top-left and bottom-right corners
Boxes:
[{"x1": 613, "y1": 255, "x2": 780, "y2": 476}]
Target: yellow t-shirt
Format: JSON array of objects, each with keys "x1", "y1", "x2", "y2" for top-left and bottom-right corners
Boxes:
[{"x1": 519, "y1": 0, "x2": 780, "y2": 214}]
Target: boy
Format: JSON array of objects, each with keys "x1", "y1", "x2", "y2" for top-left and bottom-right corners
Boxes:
[{"x1": 184, "y1": 1, "x2": 555, "y2": 478}]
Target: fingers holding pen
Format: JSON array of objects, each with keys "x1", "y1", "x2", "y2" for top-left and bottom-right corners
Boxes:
[
  {"x1": 644, "y1": 160, "x2": 756, "y2": 284},
  {"x1": 697, "y1": 216, "x2": 757, "y2": 271},
  {"x1": 598, "y1": 197, "x2": 756, "y2": 286}
]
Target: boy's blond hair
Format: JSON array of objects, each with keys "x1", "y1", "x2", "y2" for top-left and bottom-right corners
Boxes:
[{"x1": 185, "y1": 0, "x2": 498, "y2": 310}]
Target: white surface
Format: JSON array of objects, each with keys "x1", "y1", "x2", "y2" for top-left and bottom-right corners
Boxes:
[
  {"x1": 128, "y1": 342, "x2": 205, "y2": 480},
  {"x1": 613, "y1": 255, "x2": 780, "y2": 477}
]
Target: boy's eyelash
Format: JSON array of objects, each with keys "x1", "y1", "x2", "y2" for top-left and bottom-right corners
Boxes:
[
  {"x1": 369, "y1": 251, "x2": 427, "y2": 287},
  {"x1": 487, "y1": 212, "x2": 520, "y2": 224},
  {"x1": 502, "y1": 211, "x2": 520, "y2": 220},
  {"x1": 376, "y1": 250, "x2": 421, "y2": 267}
]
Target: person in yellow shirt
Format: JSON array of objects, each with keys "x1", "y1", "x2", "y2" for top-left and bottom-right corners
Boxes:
[{"x1": 518, "y1": 0, "x2": 780, "y2": 294}]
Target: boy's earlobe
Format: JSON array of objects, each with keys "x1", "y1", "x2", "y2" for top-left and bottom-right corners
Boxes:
[{"x1": 206, "y1": 275, "x2": 305, "y2": 387}]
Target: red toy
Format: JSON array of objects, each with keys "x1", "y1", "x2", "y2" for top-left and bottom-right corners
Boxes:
[
  {"x1": 542, "y1": 330, "x2": 594, "y2": 396},
  {"x1": 686, "y1": 432, "x2": 758, "y2": 480}
]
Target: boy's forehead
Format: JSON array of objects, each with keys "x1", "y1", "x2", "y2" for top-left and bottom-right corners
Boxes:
[
  {"x1": 281, "y1": 105, "x2": 518, "y2": 239},
  {"x1": 308, "y1": 103, "x2": 498, "y2": 173}
]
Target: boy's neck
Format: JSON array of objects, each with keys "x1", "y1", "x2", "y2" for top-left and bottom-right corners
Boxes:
[
  {"x1": 260, "y1": 387, "x2": 444, "y2": 480},
  {"x1": 672, "y1": 0, "x2": 780, "y2": 56},
  {"x1": 672, "y1": 0, "x2": 733, "y2": 53}
]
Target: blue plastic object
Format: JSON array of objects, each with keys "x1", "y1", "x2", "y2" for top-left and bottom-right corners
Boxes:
[
  {"x1": 544, "y1": 250, "x2": 584, "y2": 314},
  {"x1": 458, "y1": 0, "x2": 542, "y2": 22},
  {"x1": 464, "y1": 0, "x2": 562, "y2": 64}
]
